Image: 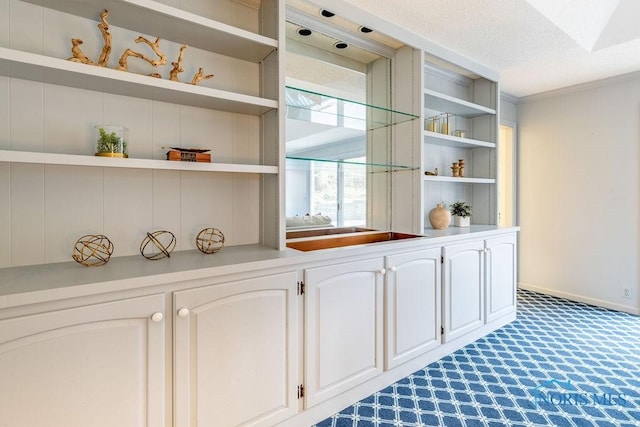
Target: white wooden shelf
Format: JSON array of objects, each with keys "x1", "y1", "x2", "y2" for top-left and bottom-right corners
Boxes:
[
  {"x1": 21, "y1": 0, "x2": 278, "y2": 63},
  {"x1": 0, "y1": 47, "x2": 277, "y2": 115},
  {"x1": 0, "y1": 150, "x2": 278, "y2": 174},
  {"x1": 424, "y1": 175, "x2": 495, "y2": 184},
  {"x1": 423, "y1": 131, "x2": 495, "y2": 149},
  {"x1": 424, "y1": 89, "x2": 495, "y2": 118}
]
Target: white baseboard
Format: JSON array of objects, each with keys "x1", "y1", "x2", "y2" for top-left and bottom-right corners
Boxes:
[{"x1": 518, "y1": 282, "x2": 639, "y2": 315}]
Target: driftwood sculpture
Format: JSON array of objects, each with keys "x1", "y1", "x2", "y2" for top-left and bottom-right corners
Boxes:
[
  {"x1": 67, "y1": 15, "x2": 212, "y2": 86},
  {"x1": 68, "y1": 38, "x2": 95, "y2": 64},
  {"x1": 135, "y1": 36, "x2": 167, "y2": 66},
  {"x1": 170, "y1": 45, "x2": 188, "y2": 81},
  {"x1": 97, "y1": 9, "x2": 111, "y2": 66},
  {"x1": 117, "y1": 36, "x2": 166, "y2": 72},
  {"x1": 117, "y1": 48, "x2": 141, "y2": 71},
  {"x1": 191, "y1": 67, "x2": 214, "y2": 85}
]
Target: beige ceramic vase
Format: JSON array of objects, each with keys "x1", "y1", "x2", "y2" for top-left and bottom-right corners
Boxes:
[{"x1": 428, "y1": 203, "x2": 451, "y2": 229}]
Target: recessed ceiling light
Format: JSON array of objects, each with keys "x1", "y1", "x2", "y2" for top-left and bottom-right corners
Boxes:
[
  {"x1": 321, "y1": 9, "x2": 335, "y2": 18},
  {"x1": 334, "y1": 42, "x2": 348, "y2": 49},
  {"x1": 297, "y1": 28, "x2": 312, "y2": 36},
  {"x1": 359, "y1": 26, "x2": 373, "y2": 33}
]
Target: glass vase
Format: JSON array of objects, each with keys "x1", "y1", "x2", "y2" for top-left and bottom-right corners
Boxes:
[{"x1": 95, "y1": 125, "x2": 128, "y2": 158}]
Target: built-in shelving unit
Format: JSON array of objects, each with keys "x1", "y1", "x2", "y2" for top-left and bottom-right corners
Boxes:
[
  {"x1": 0, "y1": 4, "x2": 518, "y2": 427},
  {"x1": 422, "y1": 57, "x2": 498, "y2": 228},
  {"x1": 284, "y1": 81, "x2": 419, "y2": 231},
  {"x1": 0, "y1": 0, "x2": 284, "y2": 268}
]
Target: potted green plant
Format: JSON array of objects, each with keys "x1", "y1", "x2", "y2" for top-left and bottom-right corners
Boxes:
[
  {"x1": 95, "y1": 125, "x2": 128, "y2": 158},
  {"x1": 450, "y1": 201, "x2": 472, "y2": 227}
]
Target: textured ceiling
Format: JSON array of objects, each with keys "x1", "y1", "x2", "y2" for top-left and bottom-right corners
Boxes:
[{"x1": 337, "y1": 0, "x2": 640, "y2": 97}]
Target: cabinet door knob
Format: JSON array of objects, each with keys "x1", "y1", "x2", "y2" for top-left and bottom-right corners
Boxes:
[
  {"x1": 378, "y1": 268, "x2": 386, "y2": 275},
  {"x1": 389, "y1": 266, "x2": 397, "y2": 272},
  {"x1": 177, "y1": 307, "x2": 190, "y2": 318},
  {"x1": 151, "y1": 312, "x2": 164, "y2": 322}
]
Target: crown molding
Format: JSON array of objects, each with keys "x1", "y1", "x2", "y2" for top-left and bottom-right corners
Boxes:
[
  {"x1": 519, "y1": 71, "x2": 640, "y2": 103},
  {"x1": 500, "y1": 92, "x2": 519, "y2": 105}
]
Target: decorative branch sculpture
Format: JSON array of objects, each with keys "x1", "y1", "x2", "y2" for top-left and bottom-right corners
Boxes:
[
  {"x1": 135, "y1": 36, "x2": 167, "y2": 66},
  {"x1": 117, "y1": 36, "x2": 166, "y2": 73},
  {"x1": 117, "y1": 48, "x2": 143, "y2": 71},
  {"x1": 97, "y1": 9, "x2": 112, "y2": 66},
  {"x1": 67, "y1": 15, "x2": 205, "y2": 85},
  {"x1": 191, "y1": 67, "x2": 214, "y2": 85},
  {"x1": 169, "y1": 45, "x2": 188, "y2": 81},
  {"x1": 68, "y1": 38, "x2": 95, "y2": 64}
]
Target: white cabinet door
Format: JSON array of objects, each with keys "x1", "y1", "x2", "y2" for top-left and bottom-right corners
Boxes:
[
  {"x1": 443, "y1": 240, "x2": 485, "y2": 342},
  {"x1": 173, "y1": 272, "x2": 299, "y2": 427},
  {"x1": 486, "y1": 234, "x2": 518, "y2": 322},
  {"x1": 304, "y1": 258, "x2": 384, "y2": 408},
  {"x1": 0, "y1": 294, "x2": 166, "y2": 427},
  {"x1": 385, "y1": 248, "x2": 441, "y2": 369}
]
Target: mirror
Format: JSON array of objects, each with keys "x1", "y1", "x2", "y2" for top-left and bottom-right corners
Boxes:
[
  {"x1": 284, "y1": 9, "x2": 398, "y2": 232},
  {"x1": 285, "y1": 60, "x2": 369, "y2": 229}
]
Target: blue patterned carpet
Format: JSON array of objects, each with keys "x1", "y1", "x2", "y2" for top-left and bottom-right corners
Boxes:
[{"x1": 315, "y1": 290, "x2": 640, "y2": 426}]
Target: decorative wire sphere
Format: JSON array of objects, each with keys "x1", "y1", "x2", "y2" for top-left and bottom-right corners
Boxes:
[
  {"x1": 196, "y1": 228, "x2": 225, "y2": 254},
  {"x1": 140, "y1": 230, "x2": 176, "y2": 260},
  {"x1": 72, "y1": 234, "x2": 114, "y2": 267}
]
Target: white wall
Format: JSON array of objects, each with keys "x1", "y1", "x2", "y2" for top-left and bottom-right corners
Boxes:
[{"x1": 517, "y1": 74, "x2": 640, "y2": 314}]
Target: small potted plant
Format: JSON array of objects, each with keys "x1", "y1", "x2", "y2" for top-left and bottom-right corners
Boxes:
[
  {"x1": 95, "y1": 125, "x2": 128, "y2": 158},
  {"x1": 450, "y1": 201, "x2": 472, "y2": 227}
]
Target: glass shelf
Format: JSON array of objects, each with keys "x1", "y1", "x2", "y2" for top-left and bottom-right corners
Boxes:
[
  {"x1": 286, "y1": 156, "x2": 418, "y2": 172},
  {"x1": 285, "y1": 86, "x2": 418, "y2": 131}
]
